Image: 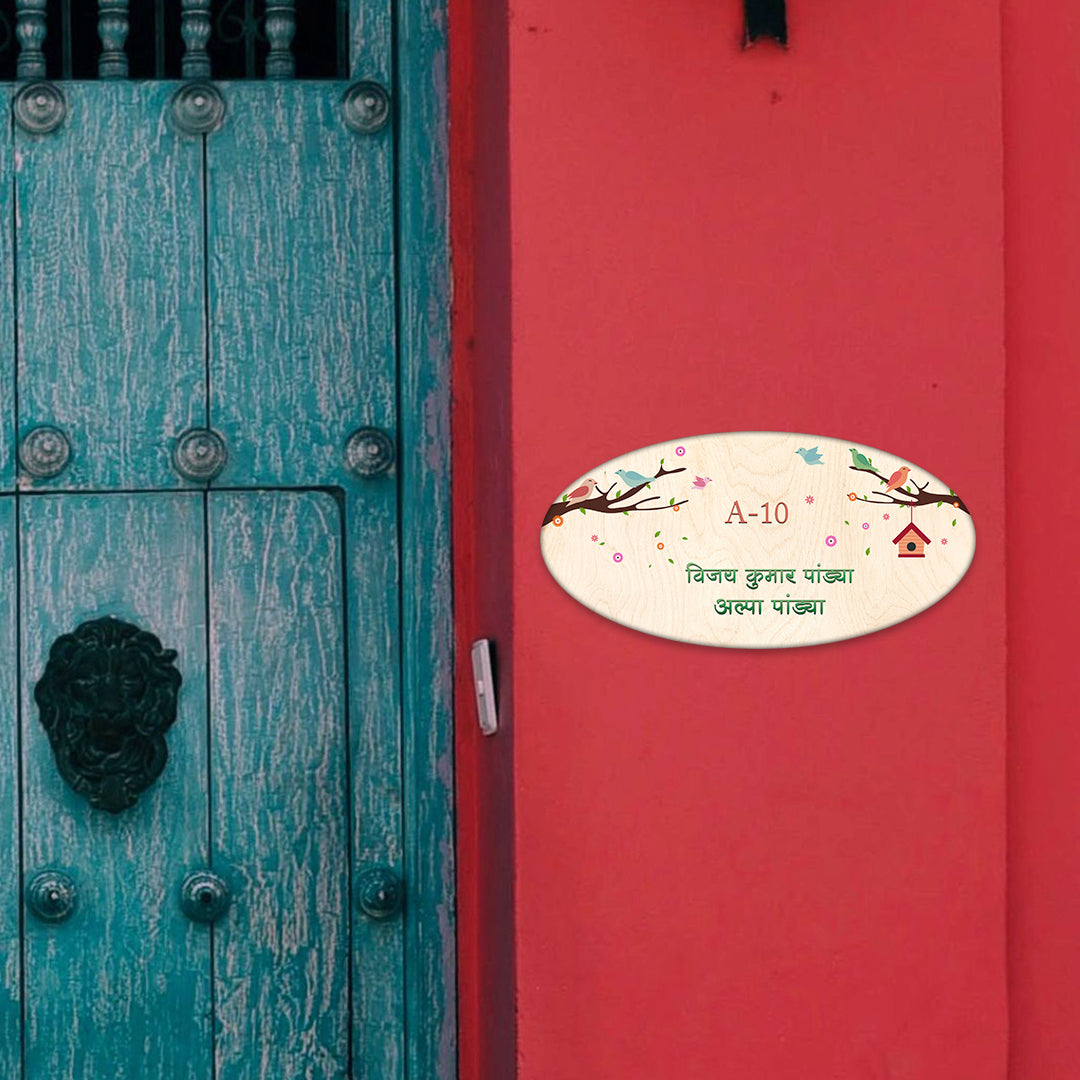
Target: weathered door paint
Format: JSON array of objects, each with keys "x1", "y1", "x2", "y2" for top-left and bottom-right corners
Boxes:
[{"x1": 0, "y1": 4, "x2": 454, "y2": 1077}]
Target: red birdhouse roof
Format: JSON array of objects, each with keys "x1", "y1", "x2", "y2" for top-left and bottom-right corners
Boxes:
[{"x1": 892, "y1": 522, "x2": 930, "y2": 545}]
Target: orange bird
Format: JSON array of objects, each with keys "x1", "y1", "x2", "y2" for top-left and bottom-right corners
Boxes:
[{"x1": 884, "y1": 466, "x2": 911, "y2": 493}]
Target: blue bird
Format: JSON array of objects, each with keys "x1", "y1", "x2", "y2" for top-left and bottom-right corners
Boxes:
[
  {"x1": 614, "y1": 468, "x2": 655, "y2": 488},
  {"x1": 795, "y1": 447, "x2": 823, "y2": 465}
]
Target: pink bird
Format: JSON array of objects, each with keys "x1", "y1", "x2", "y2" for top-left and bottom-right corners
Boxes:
[
  {"x1": 884, "y1": 466, "x2": 911, "y2": 494},
  {"x1": 564, "y1": 477, "x2": 598, "y2": 506},
  {"x1": 691, "y1": 476, "x2": 712, "y2": 489}
]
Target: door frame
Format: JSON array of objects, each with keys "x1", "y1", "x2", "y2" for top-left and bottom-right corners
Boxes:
[{"x1": 389, "y1": 0, "x2": 456, "y2": 1076}]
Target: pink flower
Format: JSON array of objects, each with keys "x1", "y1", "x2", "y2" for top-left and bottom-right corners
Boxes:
[
  {"x1": 825, "y1": 535, "x2": 837, "y2": 547},
  {"x1": 591, "y1": 534, "x2": 598, "y2": 542},
  {"x1": 883, "y1": 513, "x2": 890, "y2": 520},
  {"x1": 941, "y1": 538, "x2": 948, "y2": 545},
  {"x1": 804, "y1": 495, "x2": 814, "y2": 505}
]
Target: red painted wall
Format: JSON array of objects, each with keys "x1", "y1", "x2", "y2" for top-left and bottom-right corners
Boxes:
[
  {"x1": 454, "y1": 1, "x2": 1009, "y2": 1076},
  {"x1": 1002, "y1": 3, "x2": 1080, "y2": 1076}
]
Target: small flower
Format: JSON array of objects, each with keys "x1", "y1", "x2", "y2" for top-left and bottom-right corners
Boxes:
[
  {"x1": 675, "y1": 446, "x2": 685, "y2": 456},
  {"x1": 862, "y1": 522, "x2": 869, "y2": 530},
  {"x1": 953, "y1": 501, "x2": 959, "y2": 508},
  {"x1": 941, "y1": 537, "x2": 948, "y2": 545},
  {"x1": 552, "y1": 516, "x2": 564, "y2": 527},
  {"x1": 591, "y1": 534, "x2": 598, "y2": 542},
  {"x1": 847, "y1": 492, "x2": 857, "y2": 501},
  {"x1": 805, "y1": 495, "x2": 815, "y2": 505},
  {"x1": 883, "y1": 513, "x2": 890, "y2": 520},
  {"x1": 657, "y1": 542, "x2": 664, "y2": 550},
  {"x1": 613, "y1": 552, "x2": 623, "y2": 563},
  {"x1": 825, "y1": 535, "x2": 837, "y2": 547},
  {"x1": 672, "y1": 504, "x2": 680, "y2": 512}
]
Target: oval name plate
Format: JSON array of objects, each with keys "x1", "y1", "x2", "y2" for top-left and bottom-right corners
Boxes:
[{"x1": 540, "y1": 433, "x2": 975, "y2": 648}]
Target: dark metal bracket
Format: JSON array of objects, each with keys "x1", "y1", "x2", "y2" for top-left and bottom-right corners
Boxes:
[{"x1": 744, "y1": 0, "x2": 788, "y2": 47}]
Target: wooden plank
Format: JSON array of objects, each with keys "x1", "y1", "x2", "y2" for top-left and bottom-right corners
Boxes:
[
  {"x1": 394, "y1": 0, "x2": 457, "y2": 1074},
  {"x1": 349, "y1": 0, "x2": 392, "y2": 82},
  {"x1": 208, "y1": 490, "x2": 349, "y2": 1078},
  {"x1": 205, "y1": 82, "x2": 395, "y2": 488},
  {"x1": 342, "y1": 484, "x2": 404, "y2": 1080},
  {"x1": 207, "y1": 81, "x2": 405, "y2": 1075},
  {"x1": 0, "y1": 499, "x2": 19, "y2": 1074},
  {"x1": 15, "y1": 83, "x2": 205, "y2": 491},
  {"x1": 20, "y1": 493, "x2": 210, "y2": 1079},
  {"x1": 0, "y1": 89, "x2": 13, "y2": 491}
]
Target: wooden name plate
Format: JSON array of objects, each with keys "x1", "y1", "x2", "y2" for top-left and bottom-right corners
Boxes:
[{"x1": 540, "y1": 432, "x2": 975, "y2": 648}]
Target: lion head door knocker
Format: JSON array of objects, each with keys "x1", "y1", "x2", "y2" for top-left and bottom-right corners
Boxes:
[{"x1": 34, "y1": 617, "x2": 182, "y2": 813}]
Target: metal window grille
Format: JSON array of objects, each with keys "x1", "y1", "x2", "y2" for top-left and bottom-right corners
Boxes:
[{"x1": 0, "y1": 1, "x2": 347, "y2": 80}]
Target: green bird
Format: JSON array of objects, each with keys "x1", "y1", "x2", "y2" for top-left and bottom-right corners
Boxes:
[{"x1": 849, "y1": 448, "x2": 873, "y2": 470}]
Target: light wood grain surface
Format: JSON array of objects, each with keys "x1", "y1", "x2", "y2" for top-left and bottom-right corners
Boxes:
[{"x1": 541, "y1": 433, "x2": 976, "y2": 648}]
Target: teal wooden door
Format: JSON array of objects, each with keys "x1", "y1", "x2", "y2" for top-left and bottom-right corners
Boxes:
[{"x1": 0, "y1": 5, "x2": 454, "y2": 1078}]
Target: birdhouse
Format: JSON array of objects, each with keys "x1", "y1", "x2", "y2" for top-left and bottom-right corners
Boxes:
[{"x1": 892, "y1": 522, "x2": 931, "y2": 558}]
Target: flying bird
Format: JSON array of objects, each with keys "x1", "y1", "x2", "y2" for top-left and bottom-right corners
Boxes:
[
  {"x1": 795, "y1": 447, "x2": 823, "y2": 465},
  {"x1": 848, "y1": 448, "x2": 873, "y2": 470},
  {"x1": 614, "y1": 468, "x2": 655, "y2": 489},
  {"x1": 884, "y1": 466, "x2": 911, "y2": 493},
  {"x1": 691, "y1": 476, "x2": 712, "y2": 489},
  {"x1": 564, "y1": 477, "x2": 598, "y2": 506}
]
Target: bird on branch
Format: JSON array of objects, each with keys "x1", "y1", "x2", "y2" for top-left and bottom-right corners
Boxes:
[
  {"x1": 849, "y1": 448, "x2": 873, "y2": 470},
  {"x1": 564, "y1": 478, "x2": 597, "y2": 507},
  {"x1": 615, "y1": 468, "x2": 654, "y2": 489},
  {"x1": 884, "y1": 466, "x2": 911, "y2": 494}
]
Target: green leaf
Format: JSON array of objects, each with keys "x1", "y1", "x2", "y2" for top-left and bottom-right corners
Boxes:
[
  {"x1": 623, "y1": 511, "x2": 629, "y2": 516},
  {"x1": 579, "y1": 508, "x2": 586, "y2": 514},
  {"x1": 937, "y1": 502, "x2": 942, "y2": 508},
  {"x1": 615, "y1": 490, "x2": 622, "y2": 498},
  {"x1": 599, "y1": 542, "x2": 605, "y2": 546},
  {"x1": 660, "y1": 458, "x2": 665, "y2": 465},
  {"x1": 844, "y1": 520, "x2": 849, "y2": 525},
  {"x1": 952, "y1": 519, "x2": 956, "y2": 527},
  {"x1": 865, "y1": 547, "x2": 871, "y2": 555},
  {"x1": 681, "y1": 536, "x2": 687, "y2": 540},
  {"x1": 667, "y1": 558, "x2": 674, "y2": 564},
  {"x1": 654, "y1": 531, "x2": 661, "y2": 538},
  {"x1": 562, "y1": 494, "x2": 568, "y2": 501},
  {"x1": 669, "y1": 497, "x2": 674, "y2": 505},
  {"x1": 949, "y1": 489, "x2": 954, "y2": 495}
]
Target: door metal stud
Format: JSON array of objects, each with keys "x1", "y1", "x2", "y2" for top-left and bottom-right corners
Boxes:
[
  {"x1": 170, "y1": 81, "x2": 226, "y2": 135},
  {"x1": 345, "y1": 426, "x2": 395, "y2": 478},
  {"x1": 13, "y1": 81, "x2": 67, "y2": 134},
  {"x1": 26, "y1": 870, "x2": 77, "y2": 923},
  {"x1": 173, "y1": 427, "x2": 227, "y2": 481},
  {"x1": 342, "y1": 82, "x2": 391, "y2": 135},
  {"x1": 180, "y1": 871, "x2": 232, "y2": 923},
  {"x1": 18, "y1": 425, "x2": 71, "y2": 479},
  {"x1": 358, "y1": 867, "x2": 403, "y2": 920}
]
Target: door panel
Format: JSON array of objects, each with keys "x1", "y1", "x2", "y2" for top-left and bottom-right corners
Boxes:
[
  {"x1": 15, "y1": 83, "x2": 206, "y2": 491},
  {"x1": 209, "y1": 490, "x2": 350, "y2": 1078},
  {"x1": 206, "y1": 83, "x2": 395, "y2": 488},
  {"x1": 0, "y1": 93, "x2": 12, "y2": 490},
  {"x1": 20, "y1": 493, "x2": 210, "y2": 1079},
  {"x1": 0, "y1": 499, "x2": 18, "y2": 1073}
]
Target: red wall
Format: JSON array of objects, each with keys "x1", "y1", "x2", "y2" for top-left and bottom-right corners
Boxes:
[
  {"x1": 1002, "y1": 3, "x2": 1080, "y2": 1076},
  {"x1": 454, "y1": 1, "x2": 1009, "y2": 1077}
]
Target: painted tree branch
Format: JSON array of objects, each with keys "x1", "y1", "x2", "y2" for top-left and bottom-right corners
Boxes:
[
  {"x1": 847, "y1": 465, "x2": 969, "y2": 516},
  {"x1": 542, "y1": 464, "x2": 688, "y2": 526}
]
